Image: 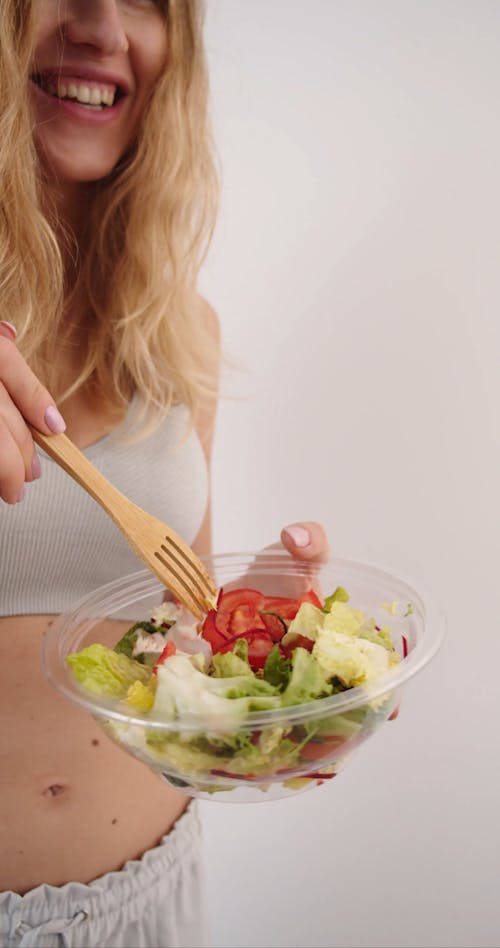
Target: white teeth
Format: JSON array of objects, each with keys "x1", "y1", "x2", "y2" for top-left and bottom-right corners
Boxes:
[{"x1": 42, "y1": 78, "x2": 116, "y2": 108}]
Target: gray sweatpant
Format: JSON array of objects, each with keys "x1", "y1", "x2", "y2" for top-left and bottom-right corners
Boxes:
[{"x1": 0, "y1": 802, "x2": 209, "y2": 948}]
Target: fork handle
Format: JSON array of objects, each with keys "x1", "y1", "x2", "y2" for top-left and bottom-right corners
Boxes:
[{"x1": 30, "y1": 427, "x2": 131, "y2": 523}]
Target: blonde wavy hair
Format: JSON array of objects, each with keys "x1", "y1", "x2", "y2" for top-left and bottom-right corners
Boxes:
[{"x1": 0, "y1": 0, "x2": 220, "y2": 434}]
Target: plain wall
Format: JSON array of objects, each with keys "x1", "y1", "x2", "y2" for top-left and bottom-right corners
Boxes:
[{"x1": 198, "y1": 2, "x2": 500, "y2": 946}]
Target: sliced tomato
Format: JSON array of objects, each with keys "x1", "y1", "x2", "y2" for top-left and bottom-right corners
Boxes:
[
  {"x1": 259, "y1": 595, "x2": 301, "y2": 621},
  {"x1": 299, "y1": 736, "x2": 346, "y2": 761},
  {"x1": 217, "y1": 628, "x2": 277, "y2": 671},
  {"x1": 259, "y1": 588, "x2": 323, "y2": 622},
  {"x1": 212, "y1": 588, "x2": 265, "y2": 636},
  {"x1": 201, "y1": 609, "x2": 230, "y2": 651},
  {"x1": 297, "y1": 589, "x2": 323, "y2": 609},
  {"x1": 281, "y1": 633, "x2": 315, "y2": 656},
  {"x1": 201, "y1": 586, "x2": 324, "y2": 655},
  {"x1": 259, "y1": 612, "x2": 288, "y2": 641},
  {"x1": 228, "y1": 603, "x2": 266, "y2": 636},
  {"x1": 153, "y1": 640, "x2": 176, "y2": 673}
]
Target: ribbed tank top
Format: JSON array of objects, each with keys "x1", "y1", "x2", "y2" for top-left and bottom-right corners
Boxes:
[{"x1": 0, "y1": 403, "x2": 208, "y2": 616}]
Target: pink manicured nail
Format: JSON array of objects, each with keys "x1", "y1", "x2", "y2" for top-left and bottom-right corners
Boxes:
[
  {"x1": 16, "y1": 486, "x2": 26, "y2": 503},
  {"x1": 0, "y1": 321, "x2": 17, "y2": 340},
  {"x1": 283, "y1": 525, "x2": 311, "y2": 548},
  {"x1": 31, "y1": 452, "x2": 42, "y2": 480},
  {"x1": 44, "y1": 405, "x2": 66, "y2": 434}
]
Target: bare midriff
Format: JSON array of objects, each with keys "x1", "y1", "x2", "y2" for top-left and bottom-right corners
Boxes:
[{"x1": 0, "y1": 613, "x2": 190, "y2": 896}]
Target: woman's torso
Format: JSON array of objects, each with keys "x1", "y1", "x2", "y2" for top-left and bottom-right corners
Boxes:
[{"x1": 0, "y1": 397, "x2": 209, "y2": 894}]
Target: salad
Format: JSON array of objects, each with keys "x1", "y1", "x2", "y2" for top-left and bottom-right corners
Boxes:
[{"x1": 67, "y1": 584, "x2": 406, "y2": 795}]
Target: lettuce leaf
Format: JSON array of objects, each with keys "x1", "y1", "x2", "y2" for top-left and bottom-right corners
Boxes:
[
  {"x1": 211, "y1": 650, "x2": 253, "y2": 679},
  {"x1": 263, "y1": 645, "x2": 292, "y2": 688},
  {"x1": 323, "y1": 586, "x2": 349, "y2": 610},
  {"x1": 66, "y1": 644, "x2": 152, "y2": 698},
  {"x1": 280, "y1": 647, "x2": 332, "y2": 707}
]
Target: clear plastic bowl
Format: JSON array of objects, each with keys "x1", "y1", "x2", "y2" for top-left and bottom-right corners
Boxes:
[{"x1": 41, "y1": 551, "x2": 445, "y2": 803}]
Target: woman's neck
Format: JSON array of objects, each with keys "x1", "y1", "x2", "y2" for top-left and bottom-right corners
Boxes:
[{"x1": 46, "y1": 174, "x2": 93, "y2": 232}]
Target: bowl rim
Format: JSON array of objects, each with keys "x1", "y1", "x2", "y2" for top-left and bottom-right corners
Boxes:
[{"x1": 41, "y1": 551, "x2": 446, "y2": 730}]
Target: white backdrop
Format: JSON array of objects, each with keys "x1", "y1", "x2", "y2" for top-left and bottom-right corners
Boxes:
[{"x1": 198, "y1": 2, "x2": 500, "y2": 947}]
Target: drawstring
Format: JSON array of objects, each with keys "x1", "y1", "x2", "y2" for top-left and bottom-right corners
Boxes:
[{"x1": 16, "y1": 910, "x2": 87, "y2": 947}]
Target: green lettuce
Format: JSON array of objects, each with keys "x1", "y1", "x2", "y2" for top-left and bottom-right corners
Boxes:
[
  {"x1": 211, "y1": 649, "x2": 252, "y2": 679},
  {"x1": 152, "y1": 654, "x2": 281, "y2": 721},
  {"x1": 144, "y1": 726, "x2": 302, "y2": 778},
  {"x1": 67, "y1": 644, "x2": 152, "y2": 698},
  {"x1": 323, "y1": 586, "x2": 350, "y2": 610},
  {"x1": 263, "y1": 645, "x2": 292, "y2": 688},
  {"x1": 281, "y1": 647, "x2": 332, "y2": 707}
]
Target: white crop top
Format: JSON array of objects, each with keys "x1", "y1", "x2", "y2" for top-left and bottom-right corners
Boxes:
[{"x1": 0, "y1": 403, "x2": 208, "y2": 615}]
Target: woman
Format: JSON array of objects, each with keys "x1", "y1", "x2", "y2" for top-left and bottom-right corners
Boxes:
[{"x1": 0, "y1": 2, "x2": 329, "y2": 946}]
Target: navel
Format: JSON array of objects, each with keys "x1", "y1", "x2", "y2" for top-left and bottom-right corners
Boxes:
[{"x1": 42, "y1": 782, "x2": 69, "y2": 800}]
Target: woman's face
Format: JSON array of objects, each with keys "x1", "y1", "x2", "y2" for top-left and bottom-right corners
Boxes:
[{"x1": 30, "y1": 1, "x2": 168, "y2": 185}]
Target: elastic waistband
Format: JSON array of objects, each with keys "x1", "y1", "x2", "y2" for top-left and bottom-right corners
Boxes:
[{"x1": 0, "y1": 801, "x2": 201, "y2": 944}]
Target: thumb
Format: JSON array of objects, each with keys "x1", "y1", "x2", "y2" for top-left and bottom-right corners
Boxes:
[{"x1": 280, "y1": 521, "x2": 330, "y2": 564}]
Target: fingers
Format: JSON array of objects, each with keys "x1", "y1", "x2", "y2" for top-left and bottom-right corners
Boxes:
[
  {"x1": 0, "y1": 323, "x2": 66, "y2": 504},
  {"x1": 280, "y1": 521, "x2": 330, "y2": 564},
  {"x1": 0, "y1": 382, "x2": 39, "y2": 498},
  {"x1": 0, "y1": 334, "x2": 66, "y2": 435}
]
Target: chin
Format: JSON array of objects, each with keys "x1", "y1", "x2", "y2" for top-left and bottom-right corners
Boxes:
[{"x1": 39, "y1": 150, "x2": 124, "y2": 186}]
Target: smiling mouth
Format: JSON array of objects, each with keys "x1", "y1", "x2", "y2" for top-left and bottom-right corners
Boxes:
[{"x1": 31, "y1": 74, "x2": 124, "y2": 110}]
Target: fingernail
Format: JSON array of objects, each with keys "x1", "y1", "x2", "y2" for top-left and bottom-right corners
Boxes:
[
  {"x1": 0, "y1": 321, "x2": 17, "y2": 340},
  {"x1": 44, "y1": 405, "x2": 66, "y2": 434},
  {"x1": 31, "y1": 452, "x2": 42, "y2": 480},
  {"x1": 283, "y1": 525, "x2": 311, "y2": 548},
  {"x1": 16, "y1": 486, "x2": 26, "y2": 503}
]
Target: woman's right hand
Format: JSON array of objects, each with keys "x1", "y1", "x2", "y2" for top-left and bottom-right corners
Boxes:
[{"x1": 0, "y1": 322, "x2": 66, "y2": 504}]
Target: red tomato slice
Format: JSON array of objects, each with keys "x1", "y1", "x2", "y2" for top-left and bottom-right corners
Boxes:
[
  {"x1": 201, "y1": 586, "x2": 324, "y2": 654},
  {"x1": 300, "y1": 736, "x2": 346, "y2": 761},
  {"x1": 217, "y1": 628, "x2": 276, "y2": 671},
  {"x1": 213, "y1": 588, "x2": 265, "y2": 636},
  {"x1": 282, "y1": 634, "x2": 315, "y2": 656},
  {"x1": 227, "y1": 604, "x2": 266, "y2": 636},
  {"x1": 259, "y1": 595, "x2": 300, "y2": 620},
  {"x1": 259, "y1": 588, "x2": 323, "y2": 622},
  {"x1": 297, "y1": 589, "x2": 323, "y2": 609},
  {"x1": 201, "y1": 609, "x2": 230, "y2": 651},
  {"x1": 153, "y1": 640, "x2": 177, "y2": 674},
  {"x1": 259, "y1": 612, "x2": 288, "y2": 641}
]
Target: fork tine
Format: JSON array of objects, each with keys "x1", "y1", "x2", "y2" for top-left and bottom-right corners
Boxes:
[
  {"x1": 157, "y1": 547, "x2": 212, "y2": 608},
  {"x1": 153, "y1": 550, "x2": 212, "y2": 618},
  {"x1": 161, "y1": 534, "x2": 217, "y2": 599},
  {"x1": 154, "y1": 533, "x2": 218, "y2": 614}
]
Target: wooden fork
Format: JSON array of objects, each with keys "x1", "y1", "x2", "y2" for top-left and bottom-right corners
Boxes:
[{"x1": 30, "y1": 428, "x2": 218, "y2": 619}]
